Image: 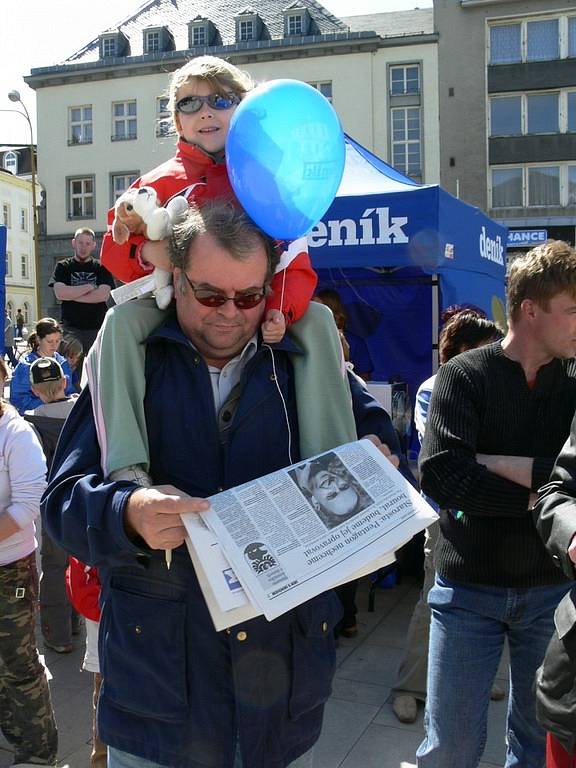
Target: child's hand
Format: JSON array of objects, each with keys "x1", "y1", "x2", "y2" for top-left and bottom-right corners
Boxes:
[{"x1": 261, "y1": 309, "x2": 286, "y2": 344}]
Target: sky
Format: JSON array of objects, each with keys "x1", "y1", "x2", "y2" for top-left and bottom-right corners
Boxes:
[{"x1": 1, "y1": 0, "x2": 432, "y2": 145}]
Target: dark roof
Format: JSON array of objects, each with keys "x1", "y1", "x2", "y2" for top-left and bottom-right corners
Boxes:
[
  {"x1": 64, "y1": 0, "x2": 348, "y2": 65},
  {"x1": 340, "y1": 9, "x2": 434, "y2": 38}
]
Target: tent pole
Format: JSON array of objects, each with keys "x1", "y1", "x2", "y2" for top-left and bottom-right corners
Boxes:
[{"x1": 432, "y1": 274, "x2": 440, "y2": 373}]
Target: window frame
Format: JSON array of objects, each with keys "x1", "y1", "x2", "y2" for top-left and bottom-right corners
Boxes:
[
  {"x1": 3, "y1": 151, "x2": 18, "y2": 174},
  {"x1": 391, "y1": 105, "x2": 422, "y2": 181},
  {"x1": 67, "y1": 175, "x2": 96, "y2": 220},
  {"x1": 2, "y1": 202, "x2": 11, "y2": 229},
  {"x1": 389, "y1": 64, "x2": 421, "y2": 96},
  {"x1": 68, "y1": 105, "x2": 93, "y2": 146},
  {"x1": 111, "y1": 100, "x2": 137, "y2": 142},
  {"x1": 110, "y1": 172, "x2": 139, "y2": 206},
  {"x1": 490, "y1": 162, "x2": 574, "y2": 208},
  {"x1": 156, "y1": 97, "x2": 173, "y2": 138},
  {"x1": 489, "y1": 14, "x2": 574, "y2": 65},
  {"x1": 488, "y1": 90, "x2": 572, "y2": 137},
  {"x1": 20, "y1": 254, "x2": 28, "y2": 280},
  {"x1": 307, "y1": 81, "x2": 333, "y2": 104}
]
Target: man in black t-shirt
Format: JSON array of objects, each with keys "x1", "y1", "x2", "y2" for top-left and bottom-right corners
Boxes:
[{"x1": 50, "y1": 228, "x2": 115, "y2": 357}]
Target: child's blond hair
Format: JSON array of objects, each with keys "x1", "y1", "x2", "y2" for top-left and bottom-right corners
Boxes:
[{"x1": 168, "y1": 55, "x2": 253, "y2": 131}]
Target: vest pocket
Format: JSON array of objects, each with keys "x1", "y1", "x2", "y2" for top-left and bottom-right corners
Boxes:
[{"x1": 101, "y1": 584, "x2": 188, "y2": 721}]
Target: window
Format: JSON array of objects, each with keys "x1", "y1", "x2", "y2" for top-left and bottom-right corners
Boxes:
[
  {"x1": 3, "y1": 151, "x2": 17, "y2": 174},
  {"x1": 145, "y1": 30, "x2": 161, "y2": 53},
  {"x1": 20, "y1": 209, "x2": 27, "y2": 232},
  {"x1": 156, "y1": 97, "x2": 172, "y2": 137},
  {"x1": 390, "y1": 65, "x2": 420, "y2": 95},
  {"x1": 2, "y1": 203, "x2": 10, "y2": 228},
  {"x1": 490, "y1": 24, "x2": 521, "y2": 64},
  {"x1": 69, "y1": 106, "x2": 93, "y2": 145},
  {"x1": 491, "y1": 168, "x2": 523, "y2": 207},
  {"x1": 489, "y1": 91, "x2": 573, "y2": 136},
  {"x1": 5, "y1": 252, "x2": 11, "y2": 278},
  {"x1": 238, "y1": 20, "x2": 254, "y2": 41},
  {"x1": 192, "y1": 26, "x2": 206, "y2": 46},
  {"x1": 102, "y1": 37, "x2": 116, "y2": 58},
  {"x1": 112, "y1": 101, "x2": 137, "y2": 141},
  {"x1": 490, "y1": 96, "x2": 521, "y2": 136},
  {"x1": 528, "y1": 166, "x2": 560, "y2": 205},
  {"x1": 111, "y1": 173, "x2": 138, "y2": 204},
  {"x1": 527, "y1": 93, "x2": 559, "y2": 133},
  {"x1": 568, "y1": 92, "x2": 576, "y2": 132},
  {"x1": 6, "y1": 302, "x2": 12, "y2": 319},
  {"x1": 23, "y1": 303, "x2": 30, "y2": 324},
  {"x1": 20, "y1": 254, "x2": 28, "y2": 280},
  {"x1": 489, "y1": 16, "x2": 576, "y2": 64},
  {"x1": 527, "y1": 19, "x2": 559, "y2": 62},
  {"x1": 68, "y1": 176, "x2": 95, "y2": 219},
  {"x1": 308, "y1": 81, "x2": 333, "y2": 103},
  {"x1": 391, "y1": 107, "x2": 421, "y2": 180},
  {"x1": 570, "y1": 18, "x2": 576, "y2": 57},
  {"x1": 287, "y1": 14, "x2": 303, "y2": 35},
  {"x1": 568, "y1": 166, "x2": 576, "y2": 205},
  {"x1": 491, "y1": 164, "x2": 574, "y2": 208}
]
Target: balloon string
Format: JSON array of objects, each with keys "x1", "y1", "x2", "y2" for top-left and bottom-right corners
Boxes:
[{"x1": 280, "y1": 267, "x2": 287, "y2": 317}]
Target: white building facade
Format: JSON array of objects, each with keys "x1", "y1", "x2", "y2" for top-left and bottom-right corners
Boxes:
[{"x1": 24, "y1": 2, "x2": 439, "y2": 316}]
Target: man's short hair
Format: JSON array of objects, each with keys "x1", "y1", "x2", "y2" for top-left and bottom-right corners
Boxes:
[
  {"x1": 507, "y1": 240, "x2": 576, "y2": 323},
  {"x1": 73, "y1": 227, "x2": 95, "y2": 239},
  {"x1": 30, "y1": 357, "x2": 65, "y2": 402},
  {"x1": 169, "y1": 201, "x2": 280, "y2": 292}
]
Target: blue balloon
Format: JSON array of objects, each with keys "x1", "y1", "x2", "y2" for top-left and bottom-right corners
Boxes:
[{"x1": 226, "y1": 79, "x2": 345, "y2": 240}]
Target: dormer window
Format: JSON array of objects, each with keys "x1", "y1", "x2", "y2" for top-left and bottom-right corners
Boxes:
[
  {"x1": 239, "y1": 19, "x2": 254, "y2": 41},
  {"x1": 287, "y1": 15, "x2": 303, "y2": 35},
  {"x1": 3, "y1": 151, "x2": 18, "y2": 175},
  {"x1": 145, "y1": 30, "x2": 161, "y2": 53},
  {"x1": 103, "y1": 37, "x2": 117, "y2": 58},
  {"x1": 283, "y1": 5, "x2": 310, "y2": 37},
  {"x1": 235, "y1": 10, "x2": 262, "y2": 43},
  {"x1": 99, "y1": 31, "x2": 129, "y2": 60},
  {"x1": 143, "y1": 26, "x2": 175, "y2": 55},
  {"x1": 187, "y1": 17, "x2": 217, "y2": 48}
]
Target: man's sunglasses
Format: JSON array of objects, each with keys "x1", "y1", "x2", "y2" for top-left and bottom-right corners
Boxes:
[
  {"x1": 175, "y1": 93, "x2": 241, "y2": 115},
  {"x1": 183, "y1": 274, "x2": 266, "y2": 310}
]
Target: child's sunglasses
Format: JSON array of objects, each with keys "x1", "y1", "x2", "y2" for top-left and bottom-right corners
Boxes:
[{"x1": 175, "y1": 93, "x2": 241, "y2": 115}]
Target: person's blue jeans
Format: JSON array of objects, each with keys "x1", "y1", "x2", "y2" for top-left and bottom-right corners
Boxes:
[
  {"x1": 108, "y1": 744, "x2": 315, "y2": 767},
  {"x1": 416, "y1": 574, "x2": 570, "y2": 768}
]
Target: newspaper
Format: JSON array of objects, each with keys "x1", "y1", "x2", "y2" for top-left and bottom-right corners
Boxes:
[{"x1": 182, "y1": 439, "x2": 437, "y2": 626}]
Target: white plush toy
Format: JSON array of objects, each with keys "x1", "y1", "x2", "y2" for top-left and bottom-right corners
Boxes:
[{"x1": 112, "y1": 186, "x2": 188, "y2": 309}]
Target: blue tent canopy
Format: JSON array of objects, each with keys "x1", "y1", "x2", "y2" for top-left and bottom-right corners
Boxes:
[{"x1": 308, "y1": 136, "x2": 507, "y2": 451}]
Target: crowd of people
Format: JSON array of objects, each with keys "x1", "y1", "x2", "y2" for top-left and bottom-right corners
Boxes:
[{"x1": 2, "y1": 53, "x2": 576, "y2": 768}]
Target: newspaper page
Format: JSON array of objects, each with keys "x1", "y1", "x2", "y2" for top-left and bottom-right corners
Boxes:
[{"x1": 193, "y1": 439, "x2": 437, "y2": 621}]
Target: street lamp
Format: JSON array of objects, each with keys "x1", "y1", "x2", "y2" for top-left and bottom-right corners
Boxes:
[{"x1": 5, "y1": 90, "x2": 41, "y2": 320}]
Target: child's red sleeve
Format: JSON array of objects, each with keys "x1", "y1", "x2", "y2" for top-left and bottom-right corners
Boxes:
[
  {"x1": 100, "y1": 203, "x2": 152, "y2": 284},
  {"x1": 266, "y1": 249, "x2": 318, "y2": 325}
]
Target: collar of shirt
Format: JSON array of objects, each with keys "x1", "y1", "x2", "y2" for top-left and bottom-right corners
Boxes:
[{"x1": 207, "y1": 335, "x2": 258, "y2": 413}]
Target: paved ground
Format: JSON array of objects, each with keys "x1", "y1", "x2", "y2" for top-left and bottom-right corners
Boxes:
[{"x1": 0, "y1": 575, "x2": 510, "y2": 767}]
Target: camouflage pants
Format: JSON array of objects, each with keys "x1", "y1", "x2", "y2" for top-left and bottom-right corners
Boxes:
[{"x1": 0, "y1": 553, "x2": 58, "y2": 765}]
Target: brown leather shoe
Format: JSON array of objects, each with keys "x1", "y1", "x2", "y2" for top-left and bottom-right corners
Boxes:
[{"x1": 392, "y1": 694, "x2": 418, "y2": 724}]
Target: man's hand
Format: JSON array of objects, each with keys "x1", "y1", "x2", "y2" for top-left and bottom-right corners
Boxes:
[
  {"x1": 363, "y1": 434, "x2": 400, "y2": 469},
  {"x1": 476, "y1": 453, "x2": 534, "y2": 490},
  {"x1": 261, "y1": 309, "x2": 286, "y2": 344},
  {"x1": 140, "y1": 240, "x2": 172, "y2": 272},
  {"x1": 124, "y1": 485, "x2": 210, "y2": 551}
]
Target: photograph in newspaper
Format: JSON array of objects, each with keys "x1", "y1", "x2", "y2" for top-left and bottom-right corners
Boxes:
[
  {"x1": 194, "y1": 439, "x2": 437, "y2": 621},
  {"x1": 290, "y1": 452, "x2": 373, "y2": 530}
]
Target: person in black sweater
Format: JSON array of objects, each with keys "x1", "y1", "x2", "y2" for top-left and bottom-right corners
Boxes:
[{"x1": 416, "y1": 240, "x2": 576, "y2": 768}]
